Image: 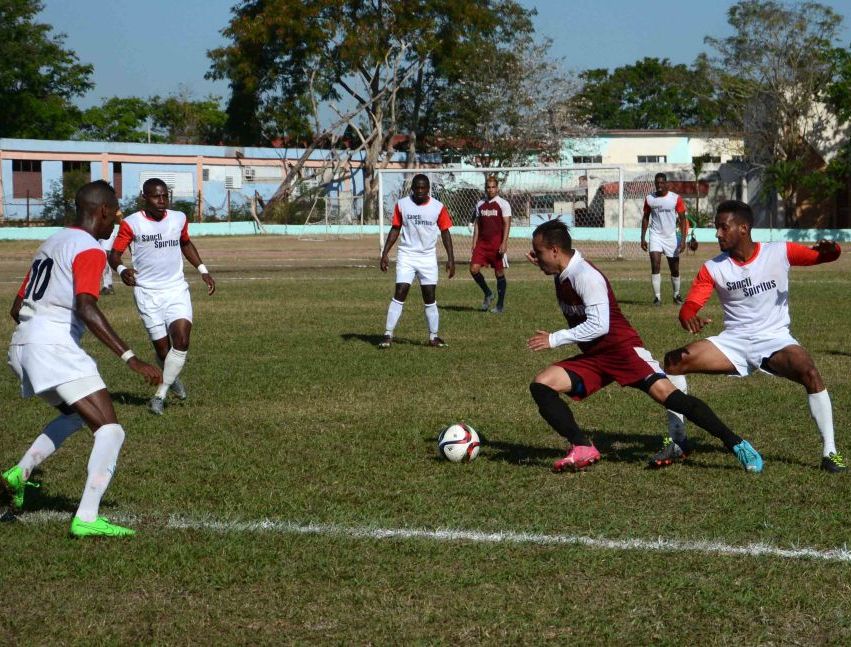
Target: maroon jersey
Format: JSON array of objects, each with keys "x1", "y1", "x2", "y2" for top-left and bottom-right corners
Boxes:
[{"x1": 474, "y1": 195, "x2": 511, "y2": 249}]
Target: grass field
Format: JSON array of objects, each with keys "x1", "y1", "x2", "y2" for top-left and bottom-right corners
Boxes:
[{"x1": 1, "y1": 235, "x2": 850, "y2": 644}]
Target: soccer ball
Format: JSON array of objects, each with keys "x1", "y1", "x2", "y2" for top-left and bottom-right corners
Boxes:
[{"x1": 438, "y1": 423, "x2": 481, "y2": 463}]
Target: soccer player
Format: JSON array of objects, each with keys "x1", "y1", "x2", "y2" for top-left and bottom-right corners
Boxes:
[
  {"x1": 640, "y1": 172, "x2": 688, "y2": 305},
  {"x1": 108, "y1": 178, "x2": 216, "y2": 415},
  {"x1": 379, "y1": 174, "x2": 455, "y2": 348},
  {"x1": 526, "y1": 219, "x2": 763, "y2": 473},
  {"x1": 2, "y1": 180, "x2": 162, "y2": 537},
  {"x1": 470, "y1": 176, "x2": 511, "y2": 313},
  {"x1": 649, "y1": 199, "x2": 846, "y2": 473}
]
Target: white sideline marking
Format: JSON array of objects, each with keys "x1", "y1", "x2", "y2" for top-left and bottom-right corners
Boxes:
[{"x1": 12, "y1": 510, "x2": 851, "y2": 563}]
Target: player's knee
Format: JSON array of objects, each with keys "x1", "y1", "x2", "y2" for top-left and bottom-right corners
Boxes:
[{"x1": 800, "y1": 365, "x2": 824, "y2": 391}]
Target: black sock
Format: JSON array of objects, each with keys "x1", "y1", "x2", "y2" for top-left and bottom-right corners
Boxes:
[
  {"x1": 530, "y1": 382, "x2": 591, "y2": 446},
  {"x1": 664, "y1": 391, "x2": 742, "y2": 451},
  {"x1": 472, "y1": 272, "x2": 491, "y2": 296},
  {"x1": 496, "y1": 275, "x2": 507, "y2": 308}
]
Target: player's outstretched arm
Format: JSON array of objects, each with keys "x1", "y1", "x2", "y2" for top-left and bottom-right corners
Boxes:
[
  {"x1": 380, "y1": 227, "x2": 401, "y2": 272},
  {"x1": 441, "y1": 229, "x2": 455, "y2": 278},
  {"x1": 181, "y1": 240, "x2": 215, "y2": 295},
  {"x1": 527, "y1": 330, "x2": 553, "y2": 351},
  {"x1": 75, "y1": 294, "x2": 162, "y2": 385}
]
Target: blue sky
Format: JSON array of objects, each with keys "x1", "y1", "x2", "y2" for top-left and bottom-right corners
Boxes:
[{"x1": 41, "y1": 0, "x2": 851, "y2": 108}]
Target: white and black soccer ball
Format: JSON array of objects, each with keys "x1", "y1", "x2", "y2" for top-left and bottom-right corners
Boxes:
[{"x1": 438, "y1": 423, "x2": 481, "y2": 463}]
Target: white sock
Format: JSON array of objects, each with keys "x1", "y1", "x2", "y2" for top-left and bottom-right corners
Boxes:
[
  {"x1": 384, "y1": 299, "x2": 404, "y2": 337},
  {"x1": 808, "y1": 390, "x2": 836, "y2": 456},
  {"x1": 424, "y1": 302, "x2": 439, "y2": 339},
  {"x1": 155, "y1": 348, "x2": 187, "y2": 399},
  {"x1": 672, "y1": 276, "x2": 681, "y2": 297},
  {"x1": 666, "y1": 374, "x2": 688, "y2": 445},
  {"x1": 651, "y1": 273, "x2": 661, "y2": 299},
  {"x1": 76, "y1": 424, "x2": 125, "y2": 522},
  {"x1": 17, "y1": 414, "x2": 84, "y2": 479}
]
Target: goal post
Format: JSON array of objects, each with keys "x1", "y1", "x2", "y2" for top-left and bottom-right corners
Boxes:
[{"x1": 377, "y1": 165, "x2": 647, "y2": 261}]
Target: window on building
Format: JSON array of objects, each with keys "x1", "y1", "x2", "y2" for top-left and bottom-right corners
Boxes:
[
  {"x1": 12, "y1": 159, "x2": 43, "y2": 199},
  {"x1": 202, "y1": 168, "x2": 210, "y2": 181},
  {"x1": 113, "y1": 162, "x2": 123, "y2": 198},
  {"x1": 572, "y1": 155, "x2": 602, "y2": 164},
  {"x1": 692, "y1": 155, "x2": 721, "y2": 164},
  {"x1": 637, "y1": 155, "x2": 667, "y2": 164},
  {"x1": 63, "y1": 161, "x2": 91, "y2": 173}
]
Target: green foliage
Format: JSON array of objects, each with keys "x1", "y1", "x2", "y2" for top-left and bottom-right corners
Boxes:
[
  {"x1": 0, "y1": 0, "x2": 93, "y2": 139},
  {"x1": 571, "y1": 56, "x2": 734, "y2": 130},
  {"x1": 149, "y1": 92, "x2": 227, "y2": 145},
  {"x1": 77, "y1": 97, "x2": 152, "y2": 142},
  {"x1": 39, "y1": 168, "x2": 91, "y2": 224}
]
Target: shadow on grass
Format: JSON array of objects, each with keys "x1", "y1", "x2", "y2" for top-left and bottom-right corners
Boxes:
[
  {"x1": 111, "y1": 391, "x2": 152, "y2": 406},
  {"x1": 340, "y1": 333, "x2": 422, "y2": 348},
  {"x1": 438, "y1": 304, "x2": 484, "y2": 313},
  {"x1": 823, "y1": 350, "x2": 851, "y2": 357}
]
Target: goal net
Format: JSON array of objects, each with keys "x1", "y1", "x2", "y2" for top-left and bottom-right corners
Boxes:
[{"x1": 378, "y1": 166, "x2": 651, "y2": 261}]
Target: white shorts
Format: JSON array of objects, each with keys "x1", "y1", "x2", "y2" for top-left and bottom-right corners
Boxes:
[
  {"x1": 8, "y1": 343, "x2": 106, "y2": 406},
  {"x1": 706, "y1": 329, "x2": 801, "y2": 377},
  {"x1": 133, "y1": 284, "x2": 193, "y2": 341},
  {"x1": 648, "y1": 232, "x2": 680, "y2": 258},
  {"x1": 395, "y1": 253, "x2": 438, "y2": 286}
]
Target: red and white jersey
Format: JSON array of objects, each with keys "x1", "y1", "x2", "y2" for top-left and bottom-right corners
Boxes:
[
  {"x1": 643, "y1": 191, "x2": 686, "y2": 238},
  {"x1": 112, "y1": 210, "x2": 190, "y2": 290},
  {"x1": 391, "y1": 196, "x2": 452, "y2": 256},
  {"x1": 11, "y1": 228, "x2": 106, "y2": 346},
  {"x1": 681, "y1": 241, "x2": 841, "y2": 336},
  {"x1": 551, "y1": 250, "x2": 644, "y2": 353},
  {"x1": 474, "y1": 196, "x2": 511, "y2": 249}
]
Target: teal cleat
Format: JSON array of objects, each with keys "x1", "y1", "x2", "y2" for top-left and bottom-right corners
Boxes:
[{"x1": 733, "y1": 440, "x2": 763, "y2": 473}]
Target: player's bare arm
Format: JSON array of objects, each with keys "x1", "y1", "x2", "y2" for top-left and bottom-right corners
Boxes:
[
  {"x1": 181, "y1": 240, "x2": 216, "y2": 295},
  {"x1": 499, "y1": 216, "x2": 511, "y2": 256},
  {"x1": 441, "y1": 229, "x2": 455, "y2": 278},
  {"x1": 9, "y1": 294, "x2": 23, "y2": 324},
  {"x1": 108, "y1": 248, "x2": 137, "y2": 287},
  {"x1": 678, "y1": 214, "x2": 688, "y2": 254},
  {"x1": 527, "y1": 330, "x2": 552, "y2": 351},
  {"x1": 640, "y1": 213, "x2": 650, "y2": 252},
  {"x1": 470, "y1": 218, "x2": 479, "y2": 251},
  {"x1": 380, "y1": 227, "x2": 401, "y2": 272},
  {"x1": 75, "y1": 293, "x2": 162, "y2": 385}
]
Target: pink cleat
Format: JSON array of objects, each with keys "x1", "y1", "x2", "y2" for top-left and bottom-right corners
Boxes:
[{"x1": 553, "y1": 444, "x2": 601, "y2": 473}]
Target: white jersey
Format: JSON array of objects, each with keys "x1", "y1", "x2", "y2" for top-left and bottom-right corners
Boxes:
[
  {"x1": 643, "y1": 191, "x2": 686, "y2": 238},
  {"x1": 113, "y1": 210, "x2": 190, "y2": 290},
  {"x1": 11, "y1": 228, "x2": 106, "y2": 346},
  {"x1": 391, "y1": 196, "x2": 452, "y2": 256},
  {"x1": 690, "y1": 242, "x2": 792, "y2": 336}
]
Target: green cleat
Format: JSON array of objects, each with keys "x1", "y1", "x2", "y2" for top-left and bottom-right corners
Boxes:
[
  {"x1": 2, "y1": 465, "x2": 38, "y2": 510},
  {"x1": 70, "y1": 516, "x2": 136, "y2": 538},
  {"x1": 820, "y1": 452, "x2": 847, "y2": 473}
]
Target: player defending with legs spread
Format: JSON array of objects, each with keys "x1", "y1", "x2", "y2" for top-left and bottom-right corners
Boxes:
[
  {"x1": 2, "y1": 181, "x2": 162, "y2": 537},
  {"x1": 526, "y1": 219, "x2": 763, "y2": 473},
  {"x1": 470, "y1": 176, "x2": 511, "y2": 313},
  {"x1": 108, "y1": 178, "x2": 216, "y2": 415},
  {"x1": 379, "y1": 174, "x2": 455, "y2": 348},
  {"x1": 640, "y1": 173, "x2": 688, "y2": 305},
  {"x1": 649, "y1": 200, "x2": 846, "y2": 473}
]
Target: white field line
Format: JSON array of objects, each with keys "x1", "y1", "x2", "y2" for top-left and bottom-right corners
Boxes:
[{"x1": 13, "y1": 510, "x2": 851, "y2": 563}]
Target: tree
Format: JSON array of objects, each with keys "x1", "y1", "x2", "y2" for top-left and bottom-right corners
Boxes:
[
  {"x1": 0, "y1": 0, "x2": 93, "y2": 139},
  {"x1": 76, "y1": 97, "x2": 152, "y2": 142},
  {"x1": 207, "y1": 0, "x2": 540, "y2": 212},
  {"x1": 705, "y1": 0, "x2": 845, "y2": 225},
  {"x1": 149, "y1": 89, "x2": 228, "y2": 145},
  {"x1": 570, "y1": 56, "x2": 734, "y2": 130}
]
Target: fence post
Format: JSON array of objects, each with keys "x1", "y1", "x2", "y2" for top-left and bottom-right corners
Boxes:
[
  {"x1": 226, "y1": 189, "x2": 231, "y2": 222},
  {"x1": 26, "y1": 190, "x2": 30, "y2": 226}
]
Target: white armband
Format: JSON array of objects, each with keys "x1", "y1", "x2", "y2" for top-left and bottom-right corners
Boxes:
[
  {"x1": 120, "y1": 349, "x2": 135, "y2": 363},
  {"x1": 116, "y1": 264, "x2": 128, "y2": 275},
  {"x1": 197, "y1": 264, "x2": 208, "y2": 274}
]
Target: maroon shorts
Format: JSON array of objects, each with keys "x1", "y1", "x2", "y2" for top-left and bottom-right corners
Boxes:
[
  {"x1": 554, "y1": 345, "x2": 664, "y2": 401},
  {"x1": 471, "y1": 245, "x2": 504, "y2": 271}
]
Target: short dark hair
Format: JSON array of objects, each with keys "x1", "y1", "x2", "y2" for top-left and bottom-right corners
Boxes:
[
  {"x1": 75, "y1": 180, "x2": 117, "y2": 218},
  {"x1": 411, "y1": 173, "x2": 430, "y2": 187},
  {"x1": 142, "y1": 177, "x2": 168, "y2": 194},
  {"x1": 533, "y1": 218, "x2": 572, "y2": 252},
  {"x1": 716, "y1": 199, "x2": 753, "y2": 227},
  {"x1": 655, "y1": 172, "x2": 667, "y2": 181}
]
